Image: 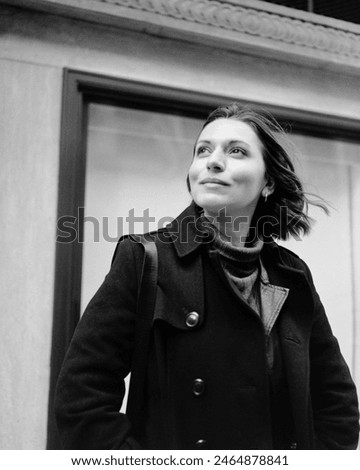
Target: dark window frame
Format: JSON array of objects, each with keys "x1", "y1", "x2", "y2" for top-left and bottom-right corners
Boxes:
[{"x1": 47, "y1": 68, "x2": 360, "y2": 449}]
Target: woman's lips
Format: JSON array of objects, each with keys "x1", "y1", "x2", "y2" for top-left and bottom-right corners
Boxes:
[{"x1": 200, "y1": 178, "x2": 229, "y2": 185}]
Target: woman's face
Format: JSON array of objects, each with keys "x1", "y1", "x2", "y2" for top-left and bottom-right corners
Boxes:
[{"x1": 188, "y1": 118, "x2": 268, "y2": 219}]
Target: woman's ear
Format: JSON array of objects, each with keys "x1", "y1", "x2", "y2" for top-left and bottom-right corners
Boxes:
[
  {"x1": 261, "y1": 178, "x2": 275, "y2": 200},
  {"x1": 265, "y1": 177, "x2": 275, "y2": 195}
]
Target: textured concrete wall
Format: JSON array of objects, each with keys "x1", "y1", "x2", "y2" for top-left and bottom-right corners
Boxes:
[{"x1": 0, "y1": 59, "x2": 61, "y2": 448}]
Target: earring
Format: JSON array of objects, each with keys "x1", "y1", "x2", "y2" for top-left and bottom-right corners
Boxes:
[{"x1": 262, "y1": 190, "x2": 268, "y2": 202}]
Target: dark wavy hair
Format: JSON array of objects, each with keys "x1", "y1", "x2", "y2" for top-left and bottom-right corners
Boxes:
[{"x1": 187, "y1": 102, "x2": 329, "y2": 240}]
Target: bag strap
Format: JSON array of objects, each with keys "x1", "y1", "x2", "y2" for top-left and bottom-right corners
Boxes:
[{"x1": 126, "y1": 235, "x2": 158, "y2": 438}]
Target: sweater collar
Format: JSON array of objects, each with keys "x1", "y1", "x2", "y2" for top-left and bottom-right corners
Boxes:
[{"x1": 211, "y1": 232, "x2": 264, "y2": 278}]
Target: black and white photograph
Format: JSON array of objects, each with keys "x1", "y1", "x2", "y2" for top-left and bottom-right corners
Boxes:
[{"x1": 1, "y1": 0, "x2": 360, "y2": 464}]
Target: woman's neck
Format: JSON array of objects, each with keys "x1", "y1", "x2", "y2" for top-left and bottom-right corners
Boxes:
[{"x1": 203, "y1": 209, "x2": 253, "y2": 248}]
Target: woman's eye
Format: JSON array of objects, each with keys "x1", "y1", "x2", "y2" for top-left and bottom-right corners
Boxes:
[
  {"x1": 196, "y1": 146, "x2": 210, "y2": 156},
  {"x1": 230, "y1": 147, "x2": 247, "y2": 156}
]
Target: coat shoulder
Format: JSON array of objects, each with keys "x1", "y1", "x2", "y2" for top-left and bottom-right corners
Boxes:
[
  {"x1": 276, "y1": 245, "x2": 308, "y2": 270},
  {"x1": 275, "y1": 244, "x2": 315, "y2": 287},
  {"x1": 112, "y1": 228, "x2": 174, "y2": 263},
  {"x1": 278, "y1": 245, "x2": 300, "y2": 260},
  {"x1": 119, "y1": 228, "x2": 171, "y2": 248}
]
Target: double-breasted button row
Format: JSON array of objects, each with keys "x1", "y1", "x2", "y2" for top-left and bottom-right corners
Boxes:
[
  {"x1": 185, "y1": 311, "x2": 199, "y2": 328},
  {"x1": 192, "y1": 378, "x2": 206, "y2": 396},
  {"x1": 186, "y1": 313, "x2": 205, "y2": 449}
]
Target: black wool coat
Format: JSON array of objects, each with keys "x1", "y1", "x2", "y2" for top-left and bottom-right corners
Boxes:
[{"x1": 54, "y1": 204, "x2": 359, "y2": 450}]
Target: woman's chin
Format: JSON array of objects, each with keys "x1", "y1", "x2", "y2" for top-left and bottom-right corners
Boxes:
[
  {"x1": 194, "y1": 201, "x2": 225, "y2": 217},
  {"x1": 193, "y1": 194, "x2": 226, "y2": 210}
]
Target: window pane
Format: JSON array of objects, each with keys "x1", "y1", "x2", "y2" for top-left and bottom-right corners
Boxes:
[
  {"x1": 82, "y1": 104, "x2": 202, "y2": 311},
  {"x1": 280, "y1": 132, "x2": 360, "y2": 368}
]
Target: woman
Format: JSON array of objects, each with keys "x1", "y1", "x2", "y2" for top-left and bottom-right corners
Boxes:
[{"x1": 55, "y1": 103, "x2": 359, "y2": 450}]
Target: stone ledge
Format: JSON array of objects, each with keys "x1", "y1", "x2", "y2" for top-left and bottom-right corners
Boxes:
[{"x1": 2, "y1": 0, "x2": 360, "y2": 73}]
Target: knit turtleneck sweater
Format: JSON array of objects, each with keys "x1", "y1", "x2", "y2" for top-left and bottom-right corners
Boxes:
[
  {"x1": 212, "y1": 234, "x2": 264, "y2": 314},
  {"x1": 199, "y1": 215, "x2": 264, "y2": 314}
]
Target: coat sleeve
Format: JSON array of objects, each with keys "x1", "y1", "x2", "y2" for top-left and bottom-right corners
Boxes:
[
  {"x1": 303, "y1": 262, "x2": 360, "y2": 449},
  {"x1": 54, "y1": 238, "x2": 143, "y2": 449}
]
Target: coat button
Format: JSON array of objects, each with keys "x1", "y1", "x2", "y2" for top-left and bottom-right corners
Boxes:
[
  {"x1": 290, "y1": 442, "x2": 297, "y2": 450},
  {"x1": 195, "y1": 439, "x2": 207, "y2": 449},
  {"x1": 185, "y1": 311, "x2": 199, "y2": 328},
  {"x1": 192, "y1": 378, "x2": 205, "y2": 396}
]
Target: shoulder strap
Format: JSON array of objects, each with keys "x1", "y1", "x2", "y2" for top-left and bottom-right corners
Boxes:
[{"x1": 126, "y1": 235, "x2": 158, "y2": 438}]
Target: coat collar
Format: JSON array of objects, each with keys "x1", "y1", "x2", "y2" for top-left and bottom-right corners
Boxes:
[
  {"x1": 165, "y1": 202, "x2": 204, "y2": 258},
  {"x1": 165, "y1": 202, "x2": 303, "y2": 273},
  {"x1": 165, "y1": 203, "x2": 315, "y2": 313}
]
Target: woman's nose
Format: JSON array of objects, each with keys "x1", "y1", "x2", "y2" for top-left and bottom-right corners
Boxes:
[{"x1": 207, "y1": 150, "x2": 225, "y2": 171}]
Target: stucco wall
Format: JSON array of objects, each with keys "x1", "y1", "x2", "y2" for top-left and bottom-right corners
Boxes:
[
  {"x1": 0, "y1": 59, "x2": 61, "y2": 448},
  {"x1": 1, "y1": 4, "x2": 359, "y2": 449}
]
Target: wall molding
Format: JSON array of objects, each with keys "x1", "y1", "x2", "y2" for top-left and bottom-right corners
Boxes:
[
  {"x1": 102, "y1": 0, "x2": 360, "y2": 57},
  {"x1": 3, "y1": 0, "x2": 360, "y2": 71}
]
